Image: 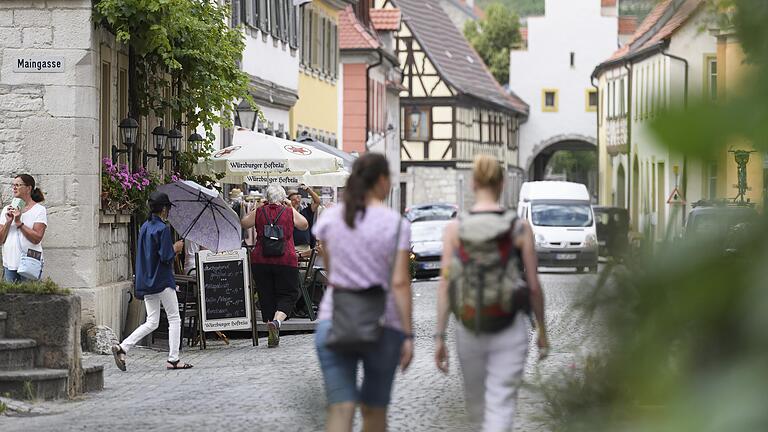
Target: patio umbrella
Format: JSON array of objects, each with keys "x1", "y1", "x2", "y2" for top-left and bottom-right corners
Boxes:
[
  {"x1": 195, "y1": 128, "x2": 345, "y2": 185},
  {"x1": 156, "y1": 180, "x2": 242, "y2": 253}
]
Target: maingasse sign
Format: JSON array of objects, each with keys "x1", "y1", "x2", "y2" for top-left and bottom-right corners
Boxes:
[{"x1": 12, "y1": 56, "x2": 65, "y2": 73}]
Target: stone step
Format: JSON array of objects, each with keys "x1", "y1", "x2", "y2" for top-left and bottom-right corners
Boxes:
[
  {"x1": 83, "y1": 364, "x2": 104, "y2": 393},
  {"x1": 0, "y1": 368, "x2": 69, "y2": 400},
  {"x1": 0, "y1": 338, "x2": 36, "y2": 370},
  {"x1": 0, "y1": 311, "x2": 6, "y2": 339}
]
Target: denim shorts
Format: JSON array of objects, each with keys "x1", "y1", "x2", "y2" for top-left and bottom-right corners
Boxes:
[{"x1": 315, "y1": 320, "x2": 405, "y2": 407}]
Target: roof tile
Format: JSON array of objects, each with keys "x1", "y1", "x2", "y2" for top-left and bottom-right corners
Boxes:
[
  {"x1": 370, "y1": 9, "x2": 401, "y2": 31},
  {"x1": 393, "y1": 0, "x2": 528, "y2": 114},
  {"x1": 618, "y1": 16, "x2": 638, "y2": 35},
  {"x1": 339, "y1": 6, "x2": 380, "y2": 50}
]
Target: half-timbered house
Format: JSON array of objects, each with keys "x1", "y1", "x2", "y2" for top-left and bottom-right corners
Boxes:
[{"x1": 376, "y1": 0, "x2": 529, "y2": 208}]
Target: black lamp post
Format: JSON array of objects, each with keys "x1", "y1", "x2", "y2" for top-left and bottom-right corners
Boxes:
[
  {"x1": 166, "y1": 126, "x2": 183, "y2": 170},
  {"x1": 234, "y1": 99, "x2": 258, "y2": 131},
  {"x1": 144, "y1": 121, "x2": 168, "y2": 169},
  {"x1": 113, "y1": 117, "x2": 139, "y2": 165}
]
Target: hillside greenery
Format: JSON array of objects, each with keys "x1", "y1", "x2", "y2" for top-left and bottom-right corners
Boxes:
[{"x1": 475, "y1": 0, "x2": 656, "y2": 20}]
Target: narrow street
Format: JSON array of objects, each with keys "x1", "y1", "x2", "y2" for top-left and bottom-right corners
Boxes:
[{"x1": 2, "y1": 270, "x2": 599, "y2": 431}]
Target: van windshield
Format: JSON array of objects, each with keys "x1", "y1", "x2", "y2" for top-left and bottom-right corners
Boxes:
[{"x1": 531, "y1": 203, "x2": 593, "y2": 227}]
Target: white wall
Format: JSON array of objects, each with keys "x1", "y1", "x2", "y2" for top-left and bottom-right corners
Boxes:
[
  {"x1": 510, "y1": 0, "x2": 619, "y2": 172},
  {"x1": 241, "y1": 31, "x2": 299, "y2": 93}
]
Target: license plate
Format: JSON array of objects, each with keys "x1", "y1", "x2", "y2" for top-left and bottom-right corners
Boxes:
[
  {"x1": 421, "y1": 262, "x2": 440, "y2": 270},
  {"x1": 555, "y1": 253, "x2": 577, "y2": 260}
]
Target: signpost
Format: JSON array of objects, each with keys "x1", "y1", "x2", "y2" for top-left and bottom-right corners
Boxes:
[{"x1": 196, "y1": 248, "x2": 257, "y2": 349}]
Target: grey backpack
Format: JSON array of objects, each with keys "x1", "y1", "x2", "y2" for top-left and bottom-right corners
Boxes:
[{"x1": 448, "y1": 211, "x2": 530, "y2": 333}]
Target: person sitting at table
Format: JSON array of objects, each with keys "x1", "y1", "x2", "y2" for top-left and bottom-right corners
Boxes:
[
  {"x1": 241, "y1": 184, "x2": 308, "y2": 348},
  {"x1": 288, "y1": 184, "x2": 320, "y2": 258}
]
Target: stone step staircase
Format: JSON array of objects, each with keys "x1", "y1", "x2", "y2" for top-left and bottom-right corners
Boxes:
[{"x1": 0, "y1": 311, "x2": 103, "y2": 400}]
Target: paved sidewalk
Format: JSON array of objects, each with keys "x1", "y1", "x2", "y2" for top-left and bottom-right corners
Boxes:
[{"x1": 1, "y1": 271, "x2": 597, "y2": 431}]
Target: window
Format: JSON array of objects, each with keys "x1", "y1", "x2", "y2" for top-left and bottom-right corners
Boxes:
[
  {"x1": 619, "y1": 79, "x2": 625, "y2": 116},
  {"x1": 705, "y1": 55, "x2": 718, "y2": 101},
  {"x1": 299, "y1": 6, "x2": 338, "y2": 79},
  {"x1": 542, "y1": 89, "x2": 558, "y2": 112},
  {"x1": 100, "y1": 61, "x2": 111, "y2": 165},
  {"x1": 570, "y1": 52, "x2": 575, "y2": 68},
  {"x1": 586, "y1": 89, "x2": 598, "y2": 112},
  {"x1": 404, "y1": 106, "x2": 430, "y2": 141},
  {"x1": 707, "y1": 161, "x2": 718, "y2": 199}
]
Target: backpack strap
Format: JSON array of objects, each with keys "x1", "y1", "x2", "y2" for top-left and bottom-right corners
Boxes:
[
  {"x1": 261, "y1": 205, "x2": 287, "y2": 227},
  {"x1": 271, "y1": 206, "x2": 287, "y2": 226}
]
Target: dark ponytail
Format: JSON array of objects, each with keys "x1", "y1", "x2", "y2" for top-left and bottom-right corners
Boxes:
[
  {"x1": 344, "y1": 153, "x2": 390, "y2": 228},
  {"x1": 16, "y1": 174, "x2": 45, "y2": 203}
]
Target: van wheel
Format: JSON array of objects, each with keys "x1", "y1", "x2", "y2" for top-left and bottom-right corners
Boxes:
[
  {"x1": 589, "y1": 265, "x2": 598, "y2": 274},
  {"x1": 576, "y1": 267, "x2": 585, "y2": 273}
]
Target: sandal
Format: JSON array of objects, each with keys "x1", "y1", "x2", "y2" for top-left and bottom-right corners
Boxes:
[
  {"x1": 166, "y1": 360, "x2": 194, "y2": 370},
  {"x1": 111, "y1": 344, "x2": 127, "y2": 372}
]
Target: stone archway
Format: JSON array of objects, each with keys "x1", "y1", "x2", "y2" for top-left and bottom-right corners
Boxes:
[{"x1": 526, "y1": 134, "x2": 597, "y2": 180}]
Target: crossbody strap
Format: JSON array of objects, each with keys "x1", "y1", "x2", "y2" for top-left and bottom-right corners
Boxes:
[{"x1": 388, "y1": 218, "x2": 403, "y2": 289}]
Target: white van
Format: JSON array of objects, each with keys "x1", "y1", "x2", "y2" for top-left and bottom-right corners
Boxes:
[{"x1": 517, "y1": 181, "x2": 598, "y2": 273}]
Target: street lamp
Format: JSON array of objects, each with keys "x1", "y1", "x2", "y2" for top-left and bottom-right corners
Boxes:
[
  {"x1": 144, "y1": 121, "x2": 168, "y2": 169},
  {"x1": 113, "y1": 116, "x2": 139, "y2": 165},
  {"x1": 234, "y1": 99, "x2": 258, "y2": 131},
  {"x1": 166, "y1": 126, "x2": 183, "y2": 170},
  {"x1": 188, "y1": 131, "x2": 205, "y2": 152}
]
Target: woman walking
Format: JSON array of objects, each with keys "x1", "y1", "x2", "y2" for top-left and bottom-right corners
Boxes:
[
  {"x1": 313, "y1": 153, "x2": 414, "y2": 432},
  {"x1": 0, "y1": 174, "x2": 47, "y2": 282},
  {"x1": 241, "y1": 184, "x2": 308, "y2": 347},
  {"x1": 434, "y1": 155, "x2": 549, "y2": 432}
]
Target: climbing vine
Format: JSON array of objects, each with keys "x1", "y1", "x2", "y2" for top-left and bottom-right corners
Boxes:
[{"x1": 93, "y1": 0, "x2": 256, "y2": 137}]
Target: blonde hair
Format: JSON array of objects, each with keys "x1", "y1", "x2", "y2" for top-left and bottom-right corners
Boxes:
[{"x1": 473, "y1": 155, "x2": 504, "y2": 198}]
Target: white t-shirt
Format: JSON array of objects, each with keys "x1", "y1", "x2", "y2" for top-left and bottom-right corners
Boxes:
[
  {"x1": 183, "y1": 240, "x2": 200, "y2": 275},
  {"x1": 1, "y1": 203, "x2": 48, "y2": 270}
]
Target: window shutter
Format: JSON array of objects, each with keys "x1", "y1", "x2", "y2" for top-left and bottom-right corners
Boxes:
[
  {"x1": 231, "y1": 0, "x2": 241, "y2": 26},
  {"x1": 281, "y1": 0, "x2": 289, "y2": 42},
  {"x1": 270, "y1": 0, "x2": 279, "y2": 37},
  {"x1": 290, "y1": 5, "x2": 299, "y2": 49},
  {"x1": 331, "y1": 23, "x2": 337, "y2": 78}
]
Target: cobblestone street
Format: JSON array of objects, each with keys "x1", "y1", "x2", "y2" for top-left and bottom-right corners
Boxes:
[{"x1": 2, "y1": 270, "x2": 598, "y2": 431}]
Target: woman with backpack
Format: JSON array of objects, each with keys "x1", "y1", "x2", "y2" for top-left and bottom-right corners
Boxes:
[
  {"x1": 434, "y1": 155, "x2": 549, "y2": 432},
  {"x1": 241, "y1": 184, "x2": 308, "y2": 348},
  {"x1": 313, "y1": 153, "x2": 414, "y2": 432}
]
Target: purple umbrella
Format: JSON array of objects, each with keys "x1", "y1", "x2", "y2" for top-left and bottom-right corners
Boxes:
[{"x1": 156, "y1": 181, "x2": 242, "y2": 253}]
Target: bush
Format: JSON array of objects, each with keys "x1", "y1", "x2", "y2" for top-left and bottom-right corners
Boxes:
[{"x1": 0, "y1": 278, "x2": 71, "y2": 296}]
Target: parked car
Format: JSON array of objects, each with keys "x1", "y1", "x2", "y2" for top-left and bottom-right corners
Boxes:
[
  {"x1": 685, "y1": 203, "x2": 759, "y2": 255},
  {"x1": 410, "y1": 219, "x2": 450, "y2": 279},
  {"x1": 405, "y1": 203, "x2": 457, "y2": 222},
  {"x1": 593, "y1": 206, "x2": 629, "y2": 260},
  {"x1": 517, "y1": 181, "x2": 598, "y2": 273}
]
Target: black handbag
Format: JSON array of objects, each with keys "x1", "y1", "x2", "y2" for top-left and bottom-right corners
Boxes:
[{"x1": 325, "y1": 219, "x2": 402, "y2": 354}]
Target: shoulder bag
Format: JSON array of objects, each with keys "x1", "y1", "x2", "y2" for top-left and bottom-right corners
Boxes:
[
  {"x1": 325, "y1": 217, "x2": 403, "y2": 354},
  {"x1": 16, "y1": 227, "x2": 42, "y2": 280}
]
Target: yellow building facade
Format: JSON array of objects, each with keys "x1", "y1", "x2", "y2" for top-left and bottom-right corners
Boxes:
[
  {"x1": 290, "y1": 0, "x2": 352, "y2": 146},
  {"x1": 713, "y1": 31, "x2": 764, "y2": 208}
]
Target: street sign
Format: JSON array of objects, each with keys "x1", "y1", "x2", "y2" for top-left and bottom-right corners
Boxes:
[{"x1": 667, "y1": 187, "x2": 686, "y2": 204}]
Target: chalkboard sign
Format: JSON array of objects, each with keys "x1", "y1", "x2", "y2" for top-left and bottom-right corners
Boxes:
[{"x1": 197, "y1": 248, "x2": 252, "y2": 333}]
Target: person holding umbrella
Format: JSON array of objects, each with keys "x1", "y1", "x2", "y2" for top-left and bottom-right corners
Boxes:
[
  {"x1": 112, "y1": 191, "x2": 193, "y2": 371},
  {"x1": 241, "y1": 184, "x2": 308, "y2": 347}
]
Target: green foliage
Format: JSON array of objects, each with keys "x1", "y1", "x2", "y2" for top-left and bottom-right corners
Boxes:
[
  {"x1": 464, "y1": 3, "x2": 521, "y2": 85},
  {"x1": 547, "y1": 150, "x2": 597, "y2": 184},
  {"x1": 476, "y1": 0, "x2": 544, "y2": 17},
  {"x1": 0, "y1": 400, "x2": 6, "y2": 415},
  {"x1": 0, "y1": 278, "x2": 71, "y2": 295},
  {"x1": 541, "y1": 1, "x2": 768, "y2": 430},
  {"x1": 93, "y1": 0, "x2": 256, "y2": 137}
]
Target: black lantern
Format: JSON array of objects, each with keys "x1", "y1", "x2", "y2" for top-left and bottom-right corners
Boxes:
[
  {"x1": 188, "y1": 132, "x2": 205, "y2": 152},
  {"x1": 144, "y1": 121, "x2": 170, "y2": 169},
  {"x1": 235, "y1": 99, "x2": 258, "y2": 131},
  {"x1": 113, "y1": 116, "x2": 139, "y2": 165},
  {"x1": 166, "y1": 127, "x2": 183, "y2": 152}
]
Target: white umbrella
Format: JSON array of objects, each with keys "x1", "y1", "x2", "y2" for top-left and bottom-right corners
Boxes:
[
  {"x1": 196, "y1": 128, "x2": 344, "y2": 184},
  {"x1": 243, "y1": 170, "x2": 349, "y2": 188}
]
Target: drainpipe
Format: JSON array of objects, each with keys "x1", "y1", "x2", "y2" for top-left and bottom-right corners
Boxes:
[
  {"x1": 661, "y1": 50, "x2": 689, "y2": 224},
  {"x1": 365, "y1": 50, "x2": 384, "y2": 152},
  {"x1": 591, "y1": 76, "x2": 600, "y2": 204},
  {"x1": 624, "y1": 61, "x2": 633, "y2": 215}
]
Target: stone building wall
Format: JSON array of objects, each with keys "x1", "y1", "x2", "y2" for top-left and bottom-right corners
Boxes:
[{"x1": 0, "y1": 1, "x2": 132, "y2": 335}]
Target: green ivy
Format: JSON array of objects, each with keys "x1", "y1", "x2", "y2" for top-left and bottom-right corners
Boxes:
[{"x1": 93, "y1": 0, "x2": 257, "y2": 139}]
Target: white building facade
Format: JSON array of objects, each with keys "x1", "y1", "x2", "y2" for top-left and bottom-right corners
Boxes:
[{"x1": 509, "y1": 0, "x2": 621, "y2": 195}]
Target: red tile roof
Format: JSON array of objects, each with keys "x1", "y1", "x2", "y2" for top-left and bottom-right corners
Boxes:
[
  {"x1": 339, "y1": 6, "x2": 380, "y2": 51},
  {"x1": 603, "y1": 0, "x2": 702, "y2": 63},
  {"x1": 370, "y1": 9, "x2": 401, "y2": 31},
  {"x1": 601, "y1": 0, "x2": 617, "y2": 6},
  {"x1": 618, "y1": 16, "x2": 638, "y2": 35}
]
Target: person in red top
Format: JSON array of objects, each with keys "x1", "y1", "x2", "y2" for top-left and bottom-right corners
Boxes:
[{"x1": 241, "y1": 184, "x2": 308, "y2": 347}]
